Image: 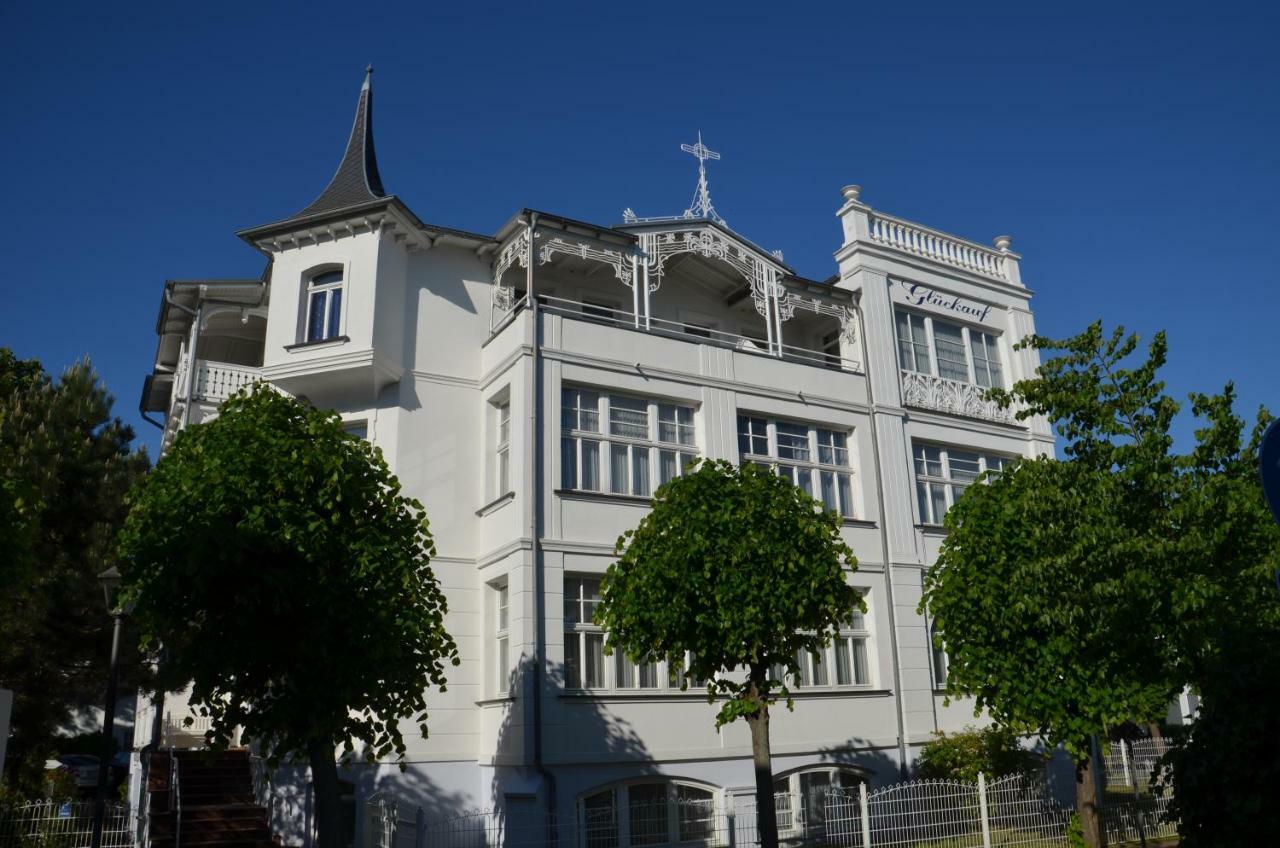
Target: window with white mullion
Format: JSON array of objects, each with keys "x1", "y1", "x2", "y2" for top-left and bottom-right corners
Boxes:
[
  {"x1": 895, "y1": 308, "x2": 1005, "y2": 389},
  {"x1": 562, "y1": 388, "x2": 697, "y2": 496},
  {"x1": 493, "y1": 582, "x2": 510, "y2": 695},
  {"x1": 738, "y1": 415, "x2": 857, "y2": 518},
  {"x1": 914, "y1": 443, "x2": 1011, "y2": 524},
  {"x1": 564, "y1": 575, "x2": 663, "y2": 693},
  {"x1": 305, "y1": 269, "x2": 344, "y2": 343},
  {"x1": 772, "y1": 592, "x2": 873, "y2": 691}
]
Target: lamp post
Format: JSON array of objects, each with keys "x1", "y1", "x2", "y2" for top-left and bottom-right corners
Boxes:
[{"x1": 90, "y1": 566, "x2": 126, "y2": 848}]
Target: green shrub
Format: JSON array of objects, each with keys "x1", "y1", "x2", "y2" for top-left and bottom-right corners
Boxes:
[{"x1": 916, "y1": 725, "x2": 1039, "y2": 782}]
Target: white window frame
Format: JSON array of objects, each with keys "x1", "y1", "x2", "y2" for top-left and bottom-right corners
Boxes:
[
  {"x1": 579, "y1": 781, "x2": 718, "y2": 848},
  {"x1": 493, "y1": 581, "x2": 510, "y2": 695},
  {"x1": 304, "y1": 268, "x2": 345, "y2": 343},
  {"x1": 894, "y1": 307, "x2": 1005, "y2": 389},
  {"x1": 492, "y1": 397, "x2": 512, "y2": 497},
  {"x1": 772, "y1": 768, "x2": 867, "y2": 836},
  {"x1": 930, "y1": 620, "x2": 948, "y2": 689},
  {"x1": 563, "y1": 574, "x2": 709, "y2": 695},
  {"x1": 913, "y1": 443, "x2": 1010, "y2": 525},
  {"x1": 784, "y1": 591, "x2": 875, "y2": 691},
  {"x1": 561, "y1": 388, "x2": 698, "y2": 498},
  {"x1": 737, "y1": 415, "x2": 857, "y2": 518}
]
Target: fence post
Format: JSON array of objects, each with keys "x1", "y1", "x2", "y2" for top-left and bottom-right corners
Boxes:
[
  {"x1": 1119, "y1": 739, "x2": 1131, "y2": 788},
  {"x1": 977, "y1": 773, "x2": 992, "y2": 848},
  {"x1": 859, "y1": 781, "x2": 871, "y2": 848},
  {"x1": 414, "y1": 806, "x2": 425, "y2": 848},
  {"x1": 726, "y1": 806, "x2": 735, "y2": 848}
]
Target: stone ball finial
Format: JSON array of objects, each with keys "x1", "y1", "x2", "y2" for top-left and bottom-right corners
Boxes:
[
  {"x1": 842, "y1": 185, "x2": 862, "y2": 203},
  {"x1": 993, "y1": 235, "x2": 1013, "y2": 252}
]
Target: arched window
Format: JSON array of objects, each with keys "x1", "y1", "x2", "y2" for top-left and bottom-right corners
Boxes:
[
  {"x1": 772, "y1": 767, "x2": 866, "y2": 835},
  {"x1": 579, "y1": 780, "x2": 716, "y2": 847},
  {"x1": 305, "y1": 269, "x2": 344, "y2": 342}
]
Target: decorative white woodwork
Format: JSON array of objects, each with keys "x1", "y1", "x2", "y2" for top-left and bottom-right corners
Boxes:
[
  {"x1": 899, "y1": 369, "x2": 1012, "y2": 423},
  {"x1": 869, "y1": 213, "x2": 1009, "y2": 282},
  {"x1": 192, "y1": 361, "x2": 261, "y2": 403}
]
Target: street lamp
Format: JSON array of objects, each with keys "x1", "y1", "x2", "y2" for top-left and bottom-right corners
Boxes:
[{"x1": 90, "y1": 566, "x2": 128, "y2": 848}]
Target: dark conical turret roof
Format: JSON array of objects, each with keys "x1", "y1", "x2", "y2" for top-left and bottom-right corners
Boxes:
[{"x1": 295, "y1": 66, "x2": 386, "y2": 218}]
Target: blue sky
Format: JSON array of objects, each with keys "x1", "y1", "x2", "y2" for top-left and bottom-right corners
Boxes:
[{"x1": 1, "y1": 2, "x2": 1276, "y2": 455}]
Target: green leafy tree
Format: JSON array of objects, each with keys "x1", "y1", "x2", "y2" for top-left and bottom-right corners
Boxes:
[
  {"x1": 922, "y1": 323, "x2": 1280, "y2": 847},
  {"x1": 118, "y1": 386, "x2": 459, "y2": 848},
  {"x1": 596, "y1": 460, "x2": 860, "y2": 848},
  {"x1": 916, "y1": 726, "x2": 1039, "y2": 783},
  {"x1": 0, "y1": 349, "x2": 150, "y2": 794}
]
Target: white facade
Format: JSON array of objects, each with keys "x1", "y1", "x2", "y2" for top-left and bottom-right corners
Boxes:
[{"x1": 138, "y1": 73, "x2": 1052, "y2": 845}]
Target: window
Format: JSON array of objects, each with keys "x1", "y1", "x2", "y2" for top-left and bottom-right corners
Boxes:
[
  {"x1": 564, "y1": 576, "x2": 606, "y2": 689},
  {"x1": 895, "y1": 311, "x2": 931, "y2": 374},
  {"x1": 562, "y1": 389, "x2": 698, "y2": 497},
  {"x1": 930, "y1": 621, "x2": 948, "y2": 688},
  {"x1": 493, "y1": 399, "x2": 511, "y2": 495},
  {"x1": 969, "y1": 330, "x2": 1003, "y2": 388},
  {"x1": 564, "y1": 575, "x2": 703, "y2": 694},
  {"x1": 493, "y1": 582, "x2": 510, "y2": 694},
  {"x1": 789, "y1": 594, "x2": 873, "y2": 690},
  {"x1": 773, "y1": 768, "x2": 865, "y2": 835},
  {"x1": 914, "y1": 444, "x2": 1010, "y2": 524},
  {"x1": 894, "y1": 308, "x2": 1004, "y2": 389},
  {"x1": 822, "y1": 330, "x2": 842, "y2": 367},
  {"x1": 341, "y1": 420, "x2": 368, "y2": 440},
  {"x1": 305, "y1": 269, "x2": 344, "y2": 342},
  {"x1": 580, "y1": 782, "x2": 716, "y2": 848},
  {"x1": 737, "y1": 415, "x2": 856, "y2": 518}
]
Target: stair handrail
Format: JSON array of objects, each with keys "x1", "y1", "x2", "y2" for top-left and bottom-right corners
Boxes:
[{"x1": 169, "y1": 751, "x2": 182, "y2": 848}]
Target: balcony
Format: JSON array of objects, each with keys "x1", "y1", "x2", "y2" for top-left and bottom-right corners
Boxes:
[
  {"x1": 190, "y1": 361, "x2": 261, "y2": 403},
  {"x1": 529, "y1": 295, "x2": 863, "y2": 373},
  {"x1": 899, "y1": 370, "x2": 1012, "y2": 424}
]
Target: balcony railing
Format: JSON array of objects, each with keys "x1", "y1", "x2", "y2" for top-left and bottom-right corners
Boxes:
[
  {"x1": 900, "y1": 369, "x2": 1013, "y2": 423},
  {"x1": 192, "y1": 361, "x2": 261, "y2": 404},
  {"x1": 536, "y1": 295, "x2": 862, "y2": 372}
]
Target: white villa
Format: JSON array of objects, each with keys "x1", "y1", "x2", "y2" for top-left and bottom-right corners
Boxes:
[{"x1": 135, "y1": 68, "x2": 1055, "y2": 846}]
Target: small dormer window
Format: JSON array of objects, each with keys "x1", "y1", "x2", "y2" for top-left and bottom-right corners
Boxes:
[{"x1": 306, "y1": 270, "x2": 344, "y2": 342}]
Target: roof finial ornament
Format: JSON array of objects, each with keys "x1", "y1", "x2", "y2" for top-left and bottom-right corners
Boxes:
[{"x1": 681, "y1": 132, "x2": 725, "y2": 226}]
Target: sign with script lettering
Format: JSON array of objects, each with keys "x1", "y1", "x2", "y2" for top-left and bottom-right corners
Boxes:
[{"x1": 890, "y1": 280, "x2": 996, "y2": 325}]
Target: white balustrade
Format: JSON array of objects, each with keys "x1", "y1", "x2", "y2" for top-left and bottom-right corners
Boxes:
[
  {"x1": 900, "y1": 370, "x2": 1012, "y2": 423},
  {"x1": 192, "y1": 361, "x2": 260, "y2": 403},
  {"x1": 869, "y1": 213, "x2": 1009, "y2": 281}
]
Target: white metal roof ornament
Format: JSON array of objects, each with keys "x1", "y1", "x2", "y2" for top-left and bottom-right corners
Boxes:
[
  {"x1": 621, "y1": 132, "x2": 728, "y2": 227},
  {"x1": 680, "y1": 132, "x2": 726, "y2": 226}
]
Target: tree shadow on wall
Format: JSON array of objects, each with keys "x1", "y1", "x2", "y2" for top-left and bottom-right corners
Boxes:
[{"x1": 485, "y1": 656, "x2": 657, "y2": 842}]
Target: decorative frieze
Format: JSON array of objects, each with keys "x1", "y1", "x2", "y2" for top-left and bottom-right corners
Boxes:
[{"x1": 900, "y1": 370, "x2": 1012, "y2": 423}]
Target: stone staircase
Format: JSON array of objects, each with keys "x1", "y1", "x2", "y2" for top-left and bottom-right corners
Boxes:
[{"x1": 148, "y1": 750, "x2": 275, "y2": 848}]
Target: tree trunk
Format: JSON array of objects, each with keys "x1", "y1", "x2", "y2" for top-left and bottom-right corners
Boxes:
[
  {"x1": 1075, "y1": 754, "x2": 1106, "y2": 848},
  {"x1": 744, "y1": 678, "x2": 778, "y2": 848},
  {"x1": 307, "y1": 739, "x2": 341, "y2": 848}
]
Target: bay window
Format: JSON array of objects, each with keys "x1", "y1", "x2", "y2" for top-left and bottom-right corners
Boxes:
[
  {"x1": 737, "y1": 415, "x2": 856, "y2": 518},
  {"x1": 914, "y1": 443, "x2": 1010, "y2": 524},
  {"x1": 894, "y1": 308, "x2": 1004, "y2": 389},
  {"x1": 562, "y1": 388, "x2": 697, "y2": 497}
]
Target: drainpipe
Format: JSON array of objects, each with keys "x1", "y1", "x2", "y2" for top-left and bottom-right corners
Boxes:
[
  {"x1": 855, "y1": 306, "x2": 911, "y2": 778},
  {"x1": 525, "y1": 212, "x2": 557, "y2": 838}
]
